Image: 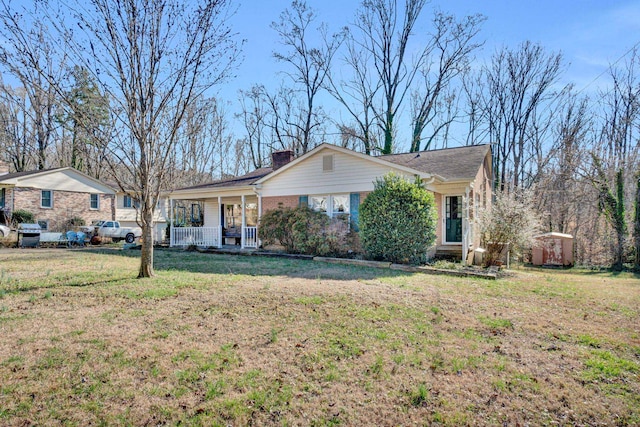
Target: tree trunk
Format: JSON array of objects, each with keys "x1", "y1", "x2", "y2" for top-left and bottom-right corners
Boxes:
[
  {"x1": 383, "y1": 111, "x2": 394, "y2": 155},
  {"x1": 612, "y1": 169, "x2": 626, "y2": 271},
  {"x1": 138, "y1": 204, "x2": 155, "y2": 278},
  {"x1": 635, "y1": 172, "x2": 640, "y2": 271}
]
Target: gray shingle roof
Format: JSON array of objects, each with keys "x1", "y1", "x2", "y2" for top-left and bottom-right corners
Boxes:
[
  {"x1": 380, "y1": 144, "x2": 491, "y2": 181},
  {"x1": 175, "y1": 167, "x2": 273, "y2": 191}
]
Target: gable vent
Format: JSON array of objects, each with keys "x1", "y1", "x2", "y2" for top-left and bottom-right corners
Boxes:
[{"x1": 323, "y1": 154, "x2": 334, "y2": 172}]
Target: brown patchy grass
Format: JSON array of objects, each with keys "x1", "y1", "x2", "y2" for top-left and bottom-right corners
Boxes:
[{"x1": 0, "y1": 248, "x2": 639, "y2": 426}]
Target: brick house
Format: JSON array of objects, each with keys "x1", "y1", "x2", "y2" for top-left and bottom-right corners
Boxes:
[
  {"x1": 0, "y1": 166, "x2": 115, "y2": 231},
  {"x1": 168, "y1": 143, "x2": 493, "y2": 263}
]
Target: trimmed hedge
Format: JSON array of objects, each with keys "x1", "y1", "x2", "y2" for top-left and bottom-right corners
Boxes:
[{"x1": 359, "y1": 173, "x2": 437, "y2": 264}]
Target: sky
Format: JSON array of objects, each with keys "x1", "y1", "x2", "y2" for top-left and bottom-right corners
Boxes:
[
  {"x1": 222, "y1": 0, "x2": 640, "y2": 101},
  {"x1": 5, "y1": 0, "x2": 640, "y2": 151},
  {"x1": 202, "y1": 0, "x2": 640, "y2": 150}
]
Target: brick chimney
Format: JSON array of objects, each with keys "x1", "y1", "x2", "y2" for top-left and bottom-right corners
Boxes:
[{"x1": 271, "y1": 150, "x2": 294, "y2": 170}]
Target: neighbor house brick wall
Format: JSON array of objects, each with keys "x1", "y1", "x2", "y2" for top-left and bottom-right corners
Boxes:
[{"x1": 12, "y1": 187, "x2": 114, "y2": 231}]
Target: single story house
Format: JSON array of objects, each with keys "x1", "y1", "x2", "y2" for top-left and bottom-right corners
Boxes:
[
  {"x1": 0, "y1": 166, "x2": 115, "y2": 231},
  {"x1": 168, "y1": 143, "x2": 493, "y2": 262}
]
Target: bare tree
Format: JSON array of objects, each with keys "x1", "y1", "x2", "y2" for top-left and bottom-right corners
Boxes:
[
  {"x1": 352, "y1": 0, "x2": 428, "y2": 154},
  {"x1": 409, "y1": 12, "x2": 484, "y2": 152},
  {"x1": 588, "y1": 52, "x2": 640, "y2": 270},
  {"x1": 0, "y1": 86, "x2": 33, "y2": 171},
  {"x1": 45, "y1": 0, "x2": 241, "y2": 277},
  {"x1": 271, "y1": 0, "x2": 345, "y2": 155},
  {"x1": 0, "y1": 2, "x2": 64, "y2": 170},
  {"x1": 238, "y1": 85, "x2": 272, "y2": 169},
  {"x1": 173, "y1": 97, "x2": 234, "y2": 185},
  {"x1": 635, "y1": 171, "x2": 640, "y2": 271},
  {"x1": 325, "y1": 40, "x2": 381, "y2": 154},
  {"x1": 537, "y1": 92, "x2": 591, "y2": 234},
  {"x1": 482, "y1": 41, "x2": 564, "y2": 190}
]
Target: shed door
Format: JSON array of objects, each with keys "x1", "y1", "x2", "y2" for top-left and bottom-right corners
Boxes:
[{"x1": 545, "y1": 238, "x2": 563, "y2": 265}]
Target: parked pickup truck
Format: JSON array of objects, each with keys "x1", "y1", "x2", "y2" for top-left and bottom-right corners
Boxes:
[{"x1": 88, "y1": 220, "x2": 142, "y2": 243}]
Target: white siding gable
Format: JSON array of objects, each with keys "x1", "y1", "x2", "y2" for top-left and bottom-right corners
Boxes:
[
  {"x1": 261, "y1": 147, "x2": 413, "y2": 197},
  {"x1": 17, "y1": 170, "x2": 114, "y2": 194}
]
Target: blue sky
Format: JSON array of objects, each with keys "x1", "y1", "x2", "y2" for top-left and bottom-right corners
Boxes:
[
  {"x1": 225, "y1": 0, "x2": 640, "y2": 98},
  {"x1": 213, "y1": 0, "x2": 640, "y2": 149}
]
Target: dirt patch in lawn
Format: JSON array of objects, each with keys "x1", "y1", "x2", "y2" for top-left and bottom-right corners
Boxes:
[{"x1": 0, "y1": 249, "x2": 639, "y2": 425}]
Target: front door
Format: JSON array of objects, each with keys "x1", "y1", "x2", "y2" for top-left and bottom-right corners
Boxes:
[{"x1": 445, "y1": 196, "x2": 462, "y2": 243}]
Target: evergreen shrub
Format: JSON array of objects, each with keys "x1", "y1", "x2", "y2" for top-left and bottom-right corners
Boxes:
[{"x1": 359, "y1": 173, "x2": 437, "y2": 264}]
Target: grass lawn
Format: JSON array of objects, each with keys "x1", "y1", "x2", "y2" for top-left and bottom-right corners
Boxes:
[{"x1": 0, "y1": 247, "x2": 639, "y2": 426}]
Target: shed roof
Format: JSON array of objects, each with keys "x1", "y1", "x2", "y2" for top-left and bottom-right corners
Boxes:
[{"x1": 534, "y1": 232, "x2": 573, "y2": 239}]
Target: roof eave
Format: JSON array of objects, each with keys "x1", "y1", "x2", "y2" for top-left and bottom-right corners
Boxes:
[
  {"x1": 255, "y1": 143, "x2": 439, "y2": 185},
  {"x1": 168, "y1": 184, "x2": 256, "y2": 199}
]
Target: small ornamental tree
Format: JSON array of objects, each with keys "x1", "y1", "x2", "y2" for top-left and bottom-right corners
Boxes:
[
  {"x1": 478, "y1": 188, "x2": 542, "y2": 267},
  {"x1": 359, "y1": 173, "x2": 437, "y2": 264}
]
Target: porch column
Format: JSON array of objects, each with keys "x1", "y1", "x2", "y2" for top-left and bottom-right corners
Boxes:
[
  {"x1": 217, "y1": 196, "x2": 222, "y2": 248},
  {"x1": 257, "y1": 192, "x2": 262, "y2": 247},
  {"x1": 241, "y1": 194, "x2": 246, "y2": 248},
  {"x1": 169, "y1": 198, "x2": 174, "y2": 247}
]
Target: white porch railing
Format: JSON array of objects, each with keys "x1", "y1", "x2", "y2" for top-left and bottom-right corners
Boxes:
[
  {"x1": 171, "y1": 226, "x2": 220, "y2": 248},
  {"x1": 243, "y1": 226, "x2": 258, "y2": 248}
]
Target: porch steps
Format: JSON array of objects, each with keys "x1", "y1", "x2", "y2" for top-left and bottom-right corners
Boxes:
[{"x1": 434, "y1": 245, "x2": 463, "y2": 261}]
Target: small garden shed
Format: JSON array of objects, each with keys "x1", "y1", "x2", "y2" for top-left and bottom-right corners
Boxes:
[{"x1": 532, "y1": 232, "x2": 574, "y2": 267}]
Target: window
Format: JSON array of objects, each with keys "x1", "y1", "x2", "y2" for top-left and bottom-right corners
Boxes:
[
  {"x1": 225, "y1": 204, "x2": 241, "y2": 228},
  {"x1": 90, "y1": 194, "x2": 99, "y2": 210},
  {"x1": 245, "y1": 203, "x2": 258, "y2": 227},
  {"x1": 331, "y1": 195, "x2": 349, "y2": 219},
  {"x1": 310, "y1": 194, "x2": 350, "y2": 220},
  {"x1": 41, "y1": 190, "x2": 52, "y2": 208},
  {"x1": 123, "y1": 195, "x2": 132, "y2": 208},
  {"x1": 37, "y1": 220, "x2": 48, "y2": 230},
  {"x1": 0, "y1": 188, "x2": 4, "y2": 208},
  {"x1": 310, "y1": 196, "x2": 327, "y2": 213}
]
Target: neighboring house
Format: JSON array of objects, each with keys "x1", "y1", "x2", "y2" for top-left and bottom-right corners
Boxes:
[
  {"x1": 168, "y1": 143, "x2": 493, "y2": 262},
  {"x1": 113, "y1": 189, "x2": 170, "y2": 242},
  {"x1": 0, "y1": 166, "x2": 115, "y2": 231}
]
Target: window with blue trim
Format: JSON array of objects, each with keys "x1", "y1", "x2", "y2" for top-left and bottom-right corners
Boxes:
[
  {"x1": 90, "y1": 194, "x2": 99, "y2": 210},
  {"x1": 41, "y1": 190, "x2": 52, "y2": 208}
]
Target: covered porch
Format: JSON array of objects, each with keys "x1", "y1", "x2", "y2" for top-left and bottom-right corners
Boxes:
[{"x1": 168, "y1": 191, "x2": 261, "y2": 250}]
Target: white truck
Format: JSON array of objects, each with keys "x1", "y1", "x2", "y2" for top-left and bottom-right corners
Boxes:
[{"x1": 89, "y1": 220, "x2": 142, "y2": 243}]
